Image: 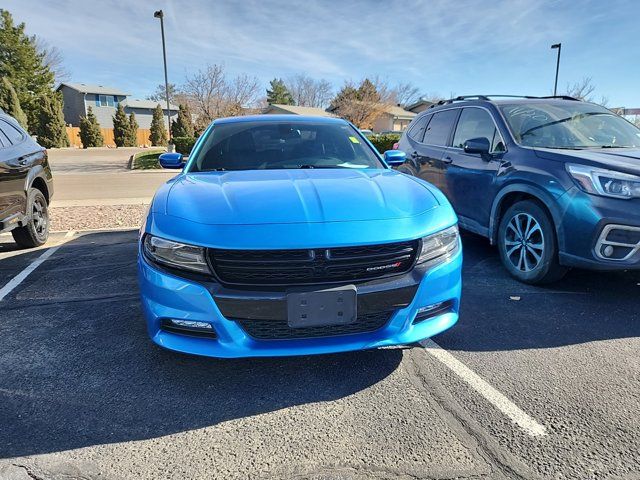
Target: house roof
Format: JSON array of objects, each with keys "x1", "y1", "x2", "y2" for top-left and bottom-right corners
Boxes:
[
  {"x1": 123, "y1": 99, "x2": 179, "y2": 111},
  {"x1": 263, "y1": 104, "x2": 335, "y2": 117},
  {"x1": 57, "y1": 82, "x2": 130, "y2": 96},
  {"x1": 405, "y1": 98, "x2": 436, "y2": 112},
  {"x1": 384, "y1": 105, "x2": 417, "y2": 119}
]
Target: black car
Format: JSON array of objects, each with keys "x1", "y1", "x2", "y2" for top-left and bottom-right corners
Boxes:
[
  {"x1": 396, "y1": 95, "x2": 640, "y2": 284},
  {"x1": 0, "y1": 110, "x2": 53, "y2": 247}
]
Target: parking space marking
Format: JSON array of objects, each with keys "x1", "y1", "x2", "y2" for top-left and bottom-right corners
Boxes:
[
  {"x1": 0, "y1": 231, "x2": 76, "y2": 302},
  {"x1": 420, "y1": 338, "x2": 548, "y2": 437}
]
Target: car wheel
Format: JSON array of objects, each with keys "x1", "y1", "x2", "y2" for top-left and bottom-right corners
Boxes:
[
  {"x1": 497, "y1": 200, "x2": 568, "y2": 284},
  {"x1": 12, "y1": 189, "x2": 50, "y2": 248},
  {"x1": 396, "y1": 163, "x2": 417, "y2": 176}
]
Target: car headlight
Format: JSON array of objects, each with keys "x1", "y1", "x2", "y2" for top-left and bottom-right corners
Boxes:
[
  {"x1": 567, "y1": 164, "x2": 640, "y2": 200},
  {"x1": 143, "y1": 235, "x2": 210, "y2": 273},
  {"x1": 417, "y1": 225, "x2": 460, "y2": 265}
]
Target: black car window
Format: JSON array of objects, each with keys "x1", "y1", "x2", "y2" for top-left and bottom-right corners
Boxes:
[
  {"x1": 0, "y1": 120, "x2": 25, "y2": 145},
  {"x1": 407, "y1": 115, "x2": 430, "y2": 142},
  {"x1": 422, "y1": 109, "x2": 458, "y2": 146},
  {"x1": 452, "y1": 108, "x2": 505, "y2": 153}
]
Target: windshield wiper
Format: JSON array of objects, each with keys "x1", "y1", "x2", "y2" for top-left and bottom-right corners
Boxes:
[
  {"x1": 297, "y1": 165, "x2": 346, "y2": 169},
  {"x1": 521, "y1": 112, "x2": 608, "y2": 138}
]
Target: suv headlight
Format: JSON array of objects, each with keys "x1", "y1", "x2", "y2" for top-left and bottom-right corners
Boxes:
[
  {"x1": 417, "y1": 225, "x2": 460, "y2": 266},
  {"x1": 143, "y1": 235, "x2": 210, "y2": 273},
  {"x1": 567, "y1": 164, "x2": 640, "y2": 200}
]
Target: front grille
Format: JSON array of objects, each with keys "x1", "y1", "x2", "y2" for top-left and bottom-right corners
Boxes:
[
  {"x1": 208, "y1": 240, "x2": 420, "y2": 286},
  {"x1": 236, "y1": 310, "x2": 394, "y2": 340}
]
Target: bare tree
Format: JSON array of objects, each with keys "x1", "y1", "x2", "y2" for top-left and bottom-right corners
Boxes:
[
  {"x1": 564, "y1": 77, "x2": 596, "y2": 101},
  {"x1": 181, "y1": 64, "x2": 261, "y2": 123},
  {"x1": 286, "y1": 75, "x2": 333, "y2": 108},
  {"x1": 147, "y1": 83, "x2": 179, "y2": 104},
  {"x1": 35, "y1": 38, "x2": 69, "y2": 84}
]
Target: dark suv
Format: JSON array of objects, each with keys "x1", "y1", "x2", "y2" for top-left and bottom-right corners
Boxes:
[
  {"x1": 0, "y1": 110, "x2": 53, "y2": 247},
  {"x1": 396, "y1": 95, "x2": 640, "y2": 284}
]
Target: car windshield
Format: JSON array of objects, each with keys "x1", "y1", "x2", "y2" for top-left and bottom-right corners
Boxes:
[
  {"x1": 189, "y1": 120, "x2": 384, "y2": 172},
  {"x1": 499, "y1": 102, "x2": 640, "y2": 149}
]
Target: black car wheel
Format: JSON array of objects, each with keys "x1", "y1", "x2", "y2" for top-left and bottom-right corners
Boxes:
[
  {"x1": 497, "y1": 200, "x2": 568, "y2": 284},
  {"x1": 12, "y1": 189, "x2": 50, "y2": 248},
  {"x1": 396, "y1": 163, "x2": 417, "y2": 176}
]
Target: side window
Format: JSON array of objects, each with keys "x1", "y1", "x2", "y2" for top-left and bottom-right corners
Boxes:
[
  {"x1": 452, "y1": 108, "x2": 505, "y2": 153},
  {"x1": 407, "y1": 115, "x2": 430, "y2": 142},
  {"x1": 422, "y1": 109, "x2": 459, "y2": 146},
  {"x1": 0, "y1": 120, "x2": 25, "y2": 146}
]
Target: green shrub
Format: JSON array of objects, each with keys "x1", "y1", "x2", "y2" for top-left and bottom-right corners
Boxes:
[
  {"x1": 149, "y1": 104, "x2": 168, "y2": 146},
  {"x1": 368, "y1": 133, "x2": 401, "y2": 154},
  {"x1": 173, "y1": 136, "x2": 196, "y2": 155},
  {"x1": 79, "y1": 106, "x2": 103, "y2": 148}
]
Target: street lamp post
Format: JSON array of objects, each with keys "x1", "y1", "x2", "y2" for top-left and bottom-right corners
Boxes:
[
  {"x1": 551, "y1": 43, "x2": 562, "y2": 97},
  {"x1": 154, "y1": 9, "x2": 173, "y2": 147}
]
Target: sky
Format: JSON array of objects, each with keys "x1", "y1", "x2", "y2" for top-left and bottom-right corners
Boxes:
[{"x1": 4, "y1": 0, "x2": 640, "y2": 107}]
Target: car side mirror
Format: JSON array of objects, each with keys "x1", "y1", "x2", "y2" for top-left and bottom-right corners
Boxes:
[
  {"x1": 463, "y1": 137, "x2": 491, "y2": 156},
  {"x1": 383, "y1": 150, "x2": 407, "y2": 166},
  {"x1": 158, "y1": 152, "x2": 184, "y2": 169}
]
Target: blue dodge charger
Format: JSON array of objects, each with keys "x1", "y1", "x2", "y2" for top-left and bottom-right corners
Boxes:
[{"x1": 138, "y1": 115, "x2": 461, "y2": 358}]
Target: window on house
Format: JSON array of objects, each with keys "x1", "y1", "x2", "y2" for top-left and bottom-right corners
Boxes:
[{"x1": 97, "y1": 95, "x2": 116, "y2": 107}]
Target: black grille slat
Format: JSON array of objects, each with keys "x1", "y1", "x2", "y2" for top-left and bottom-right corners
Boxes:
[
  {"x1": 237, "y1": 311, "x2": 393, "y2": 340},
  {"x1": 208, "y1": 240, "x2": 419, "y2": 286}
]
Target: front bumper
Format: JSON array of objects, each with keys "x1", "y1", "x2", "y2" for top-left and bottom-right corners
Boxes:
[
  {"x1": 137, "y1": 246, "x2": 462, "y2": 358},
  {"x1": 558, "y1": 188, "x2": 640, "y2": 270}
]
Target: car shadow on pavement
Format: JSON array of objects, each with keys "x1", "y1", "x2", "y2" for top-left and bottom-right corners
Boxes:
[
  {"x1": 435, "y1": 232, "x2": 640, "y2": 352},
  {"x1": 0, "y1": 231, "x2": 403, "y2": 458}
]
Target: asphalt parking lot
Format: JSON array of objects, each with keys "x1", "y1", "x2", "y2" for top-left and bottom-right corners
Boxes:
[{"x1": 0, "y1": 230, "x2": 639, "y2": 480}]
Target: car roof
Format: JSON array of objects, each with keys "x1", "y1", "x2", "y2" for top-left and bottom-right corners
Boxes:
[
  {"x1": 212, "y1": 114, "x2": 348, "y2": 126},
  {"x1": 424, "y1": 96, "x2": 600, "y2": 111}
]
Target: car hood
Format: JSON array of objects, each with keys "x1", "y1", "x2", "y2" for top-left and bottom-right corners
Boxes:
[
  {"x1": 162, "y1": 169, "x2": 439, "y2": 225},
  {"x1": 535, "y1": 147, "x2": 640, "y2": 175}
]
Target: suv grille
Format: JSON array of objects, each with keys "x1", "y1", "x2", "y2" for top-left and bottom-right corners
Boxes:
[
  {"x1": 236, "y1": 310, "x2": 394, "y2": 340},
  {"x1": 208, "y1": 240, "x2": 420, "y2": 286}
]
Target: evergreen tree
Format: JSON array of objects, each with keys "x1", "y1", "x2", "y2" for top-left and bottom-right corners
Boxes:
[
  {"x1": 0, "y1": 10, "x2": 56, "y2": 132},
  {"x1": 78, "y1": 106, "x2": 103, "y2": 148},
  {"x1": 0, "y1": 77, "x2": 28, "y2": 128},
  {"x1": 266, "y1": 78, "x2": 294, "y2": 105},
  {"x1": 35, "y1": 93, "x2": 69, "y2": 148},
  {"x1": 112, "y1": 103, "x2": 130, "y2": 147},
  {"x1": 127, "y1": 112, "x2": 139, "y2": 147},
  {"x1": 171, "y1": 104, "x2": 194, "y2": 138},
  {"x1": 149, "y1": 104, "x2": 168, "y2": 146}
]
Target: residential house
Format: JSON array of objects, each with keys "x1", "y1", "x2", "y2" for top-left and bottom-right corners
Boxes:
[
  {"x1": 405, "y1": 98, "x2": 436, "y2": 114},
  {"x1": 372, "y1": 105, "x2": 416, "y2": 133},
  {"x1": 262, "y1": 104, "x2": 336, "y2": 117},
  {"x1": 57, "y1": 82, "x2": 178, "y2": 129}
]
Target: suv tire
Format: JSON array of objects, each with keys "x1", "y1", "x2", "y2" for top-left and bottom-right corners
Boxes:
[
  {"x1": 12, "y1": 189, "x2": 49, "y2": 248},
  {"x1": 396, "y1": 163, "x2": 417, "y2": 176},
  {"x1": 497, "y1": 200, "x2": 568, "y2": 284}
]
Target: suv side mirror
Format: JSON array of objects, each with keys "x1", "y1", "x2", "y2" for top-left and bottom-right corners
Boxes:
[
  {"x1": 158, "y1": 152, "x2": 184, "y2": 169},
  {"x1": 463, "y1": 137, "x2": 491, "y2": 155},
  {"x1": 383, "y1": 150, "x2": 407, "y2": 166}
]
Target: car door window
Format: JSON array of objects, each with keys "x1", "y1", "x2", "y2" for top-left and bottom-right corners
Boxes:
[
  {"x1": 407, "y1": 115, "x2": 430, "y2": 142},
  {"x1": 0, "y1": 127, "x2": 11, "y2": 147},
  {"x1": 0, "y1": 120, "x2": 25, "y2": 146},
  {"x1": 452, "y1": 108, "x2": 505, "y2": 153},
  {"x1": 422, "y1": 109, "x2": 458, "y2": 146}
]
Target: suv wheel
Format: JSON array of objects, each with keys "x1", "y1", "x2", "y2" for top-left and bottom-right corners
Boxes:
[
  {"x1": 396, "y1": 163, "x2": 417, "y2": 176},
  {"x1": 12, "y1": 189, "x2": 50, "y2": 248},
  {"x1": 497, "y1": 200, "x2": 568, "y2": 284}
]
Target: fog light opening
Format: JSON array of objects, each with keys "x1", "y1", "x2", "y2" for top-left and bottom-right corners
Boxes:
[
  {"x1": 413, "y1": 300, "x2": 453, "y2": 324},
  {"x1": 160, "y1": 318, "x2": 217, "y2": 338}
]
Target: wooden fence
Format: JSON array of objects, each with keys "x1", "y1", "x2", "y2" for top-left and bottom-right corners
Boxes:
[{"x1": 66, "y1": 127, "x2": 153, "y2": 148}]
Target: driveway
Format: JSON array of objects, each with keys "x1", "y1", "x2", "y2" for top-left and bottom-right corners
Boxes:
[
  {"x1": 0, "y1": 231, "x2": 638, "y2": 479},
  {"x1": 48, "y1": 147, "x2": 149, "y2": 174}
]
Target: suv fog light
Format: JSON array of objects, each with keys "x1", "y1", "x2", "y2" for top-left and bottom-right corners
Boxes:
[{"x1": 603, "y1": 245, "x2": 614, "y2": 257}]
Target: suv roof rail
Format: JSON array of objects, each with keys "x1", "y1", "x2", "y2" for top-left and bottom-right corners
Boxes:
[{"x1": 430, "y1": 94, "x2": 581, "y2": 108}]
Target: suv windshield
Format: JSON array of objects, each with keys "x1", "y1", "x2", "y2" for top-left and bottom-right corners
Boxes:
[
  {"x1": 499, "y1": 102, "x2": 640, "y2": 149},
  {"x1": 189, "y1": 121, "x2": 384, "y2": 172}
]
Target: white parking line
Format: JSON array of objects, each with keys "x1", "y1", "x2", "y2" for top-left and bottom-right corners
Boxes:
[
  {"x1": 420, "y1": 338, "x2": 548, "y2": 437},
  {"x1": 0, "y1": 231, "x2": 76, "y2": 302}
]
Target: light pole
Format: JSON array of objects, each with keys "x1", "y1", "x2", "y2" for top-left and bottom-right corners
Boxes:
[
  {"x1": 154, "y1": 9, "x2": 172, "y2": 146},
  {"x1": 551, "y1": 43, "x2": 561, "y2": 97}
]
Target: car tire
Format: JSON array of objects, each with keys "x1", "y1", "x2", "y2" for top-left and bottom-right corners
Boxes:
[
  {"x1": 12, "y1": 189, "x2": 50, "y2": 248},
  {"x1": 396, "y1": 163, "x2": 417, "y2": 176},
  {"x1": 497, "y1": 200, "x2": 568, "y2": 285}
]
